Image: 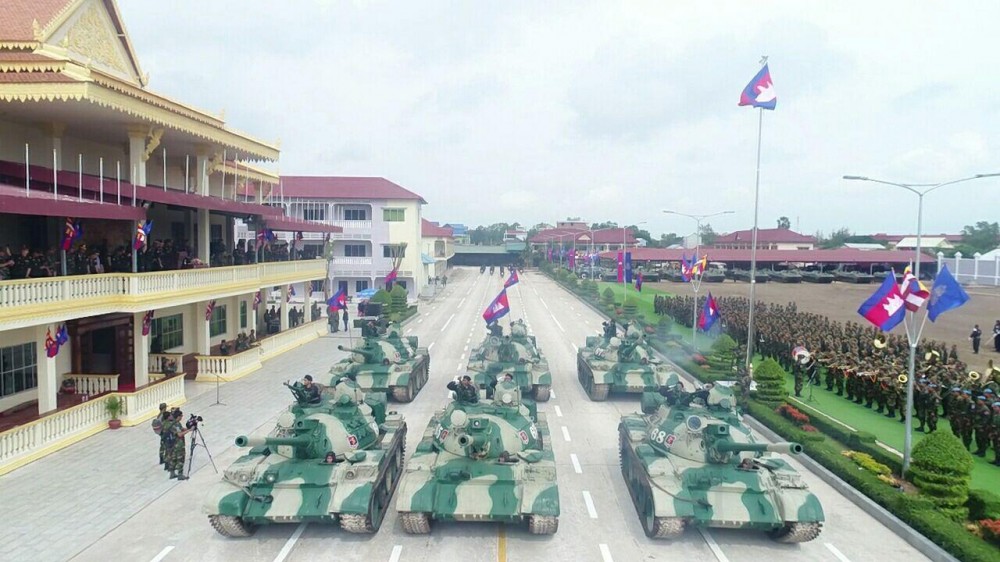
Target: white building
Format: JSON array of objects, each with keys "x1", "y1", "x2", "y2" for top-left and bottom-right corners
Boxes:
[
  {"x1": 258, "y1": 177, "x2": 428, "y2": 300},
  {"x1": 421, "y1": 220, "x2": 454, "y2": 294}
]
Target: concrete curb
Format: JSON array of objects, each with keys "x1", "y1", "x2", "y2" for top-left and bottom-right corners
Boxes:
[{"x1": 542, "y1": 273, "x2": 959, "y2": 562}]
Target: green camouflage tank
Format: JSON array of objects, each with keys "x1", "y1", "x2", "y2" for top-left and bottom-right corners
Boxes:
[
  {"x1": 468, "y1": 319, "x2": 552, "y2": 401},
  {"x1": 395, "y1": 380, "x2": 560, "y2": 534},
  {"x1": 618, "y1": 384, "x2": 824, "y2": 541},
  {"x1": 329, "y1": 334, "x2": 429, "y2": 402},
  {"x1": 204, "y1": 380, "x2": 407, "y2": 536},
  {"x1": 577, "y1": 326, "x2": 682, "y2": 400}
]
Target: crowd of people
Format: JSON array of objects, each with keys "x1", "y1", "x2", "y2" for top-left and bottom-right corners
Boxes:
[{"x1": 659, "y1": 294, "x2": 1000, "y2": 466}]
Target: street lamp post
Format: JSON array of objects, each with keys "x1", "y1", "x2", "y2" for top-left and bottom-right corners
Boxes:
[
  {"x1": 663, "y1": 210, "x2": 734, "y2": 348},
  {"x1": 843, "y1": 172, "x2": 1000, "y2": 473},
  {"x1": 622, "y1": 222, "x2": 646, "y2": 300}
]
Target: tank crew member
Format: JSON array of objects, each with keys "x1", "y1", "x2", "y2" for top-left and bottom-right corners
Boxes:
[
  {"x1": 448, "y1": 375, "x2": 479, "y2": 404},
  {"x1": 302, "y1": 375, "x2": 321, "y2": 405}
]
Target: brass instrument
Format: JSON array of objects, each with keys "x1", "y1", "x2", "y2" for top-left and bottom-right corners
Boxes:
[
  {"x1": 897, "y1": 374, "x2": 908, "y2": 384},
  {"x1": 968, "y1": 371, "x2": 981, "y2": 382},
  {"x1": 873, "y1": 335, "x2": 887, "y2": 349},
  {"x1": 925, "y1": 350, "x2": 941, "y2": 362}
]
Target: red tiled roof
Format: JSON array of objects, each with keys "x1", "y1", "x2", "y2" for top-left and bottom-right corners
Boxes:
[
  {"x1": 279, "y1": 176, "x2": 427, "y2": 203},
  {"x1": 0, "y1": 0, "x2": 72, "y2": 41},
  {"x1": 421, "y1": 219, "x2": 453, "y2": 238},
  {"x1": 598, "y1": 247, "x2": 934, "y2": 264},
  {"x1": 530, "y1": 227, "x2": 637, "y2": 245},
  {"x1": 713, "y1": 228, "x2": 817, "y2": 244}
]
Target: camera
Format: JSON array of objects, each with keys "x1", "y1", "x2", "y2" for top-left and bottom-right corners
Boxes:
[{"x1": 186, "y1": 414, "x2": 204, "y2": 430}]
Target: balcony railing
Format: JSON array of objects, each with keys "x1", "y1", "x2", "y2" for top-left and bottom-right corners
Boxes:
[
  {"x1": 195, "y1": 320, "x2": 323, "y2": 381},
  {"x1": 0, "y1": 260, "x2": 326, "y2": 330},
  {"x1": 61, "y1": 374, "x2": 119, "y2": 396},
  {"x1": 329, "y1": 220, "x2": 372, "y2": 231},
  {"x1": 331, "y1": 256, "x2": 373, "y2": 265}
]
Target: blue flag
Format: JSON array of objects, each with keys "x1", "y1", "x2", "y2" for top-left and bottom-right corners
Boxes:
[
  {"x1": 624, "y1": 252, "x2": 633, "y2": 284},
  {"x1": 927, "y1": 265, "x2": 969, "y2": 322},
  {"x1": 482, "y1": 289, "x2": 510, "y2": 325}
]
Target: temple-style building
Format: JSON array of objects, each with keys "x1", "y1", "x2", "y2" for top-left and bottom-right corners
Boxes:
[{"x1": 0, "y1": 0, "x2": 338, "y2": 474}]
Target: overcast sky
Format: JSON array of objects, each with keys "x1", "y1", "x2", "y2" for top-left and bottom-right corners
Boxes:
[{"x1": 119, "y1": 0, "x2": 1000, "y2": 238}]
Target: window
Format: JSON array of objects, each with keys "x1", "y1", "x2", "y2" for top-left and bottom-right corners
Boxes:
[
  {"x1": 311, "y1": 280, "x2": 324, "y2": 292},
  {"x1": 383, "y1": 245, "x2": 406, "y2": 258},
  {"x1": 303, "y1": 207, "x2": 326, "y2": 221},
  {"x1": 344, "y1": 244, "x2": 367, "y2": 257},
  {"x1": 240, "y1": 301, "x2": 247, "y2": 329},
  {"x1": 383, "y1": 208, "x2": 405, "y2": 222},
  {"x1": 394, "y1": 280, "x2": 407, "y2": 290},
  {"x1": 151, "y1": 314, "x2": 183, "y2": 351},
  {"x1": 0, "y1": 342, "x2": 37, "y2": 398},
  {"x1": 338, "y1": 281, "x2": 348, "y2": 293},
  {"x1": 344, "y1": 208, "x2": 367, "y2": 221},
  {"x1": 210, "y1": 305, "x2": 227, "y2": 337},
  {"x1": 356, "y1": 280, "x2": 369, "y2": 292}
]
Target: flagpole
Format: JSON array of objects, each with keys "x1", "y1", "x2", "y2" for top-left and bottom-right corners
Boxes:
[{"x1": 745, "y1": 107, "x2": 764, "y2": 372}]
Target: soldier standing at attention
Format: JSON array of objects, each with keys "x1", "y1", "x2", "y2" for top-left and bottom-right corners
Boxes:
[
  {"x1": 970, "y1": 324, "x2": 982, "y2": 354},
  {"x1": 991, "y1": 401, "x2": 1000, "y2": 466},
  {"x1": 972, "y1": 394, "x2": 992, "y2": 456},
  {"x1": 152, "y1": 403, "x2": 169, "y2": 466}
]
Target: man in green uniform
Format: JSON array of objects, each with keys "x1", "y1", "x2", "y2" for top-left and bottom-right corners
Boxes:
[
  {"x1": 163, "y1": 408, "x2": 191, "y2": 480},
  {"x1": 447, "y1": 375, "x2": 479, "y2": 404}
]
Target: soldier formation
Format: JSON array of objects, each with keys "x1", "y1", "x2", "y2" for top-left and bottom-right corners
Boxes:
[{"x1": 660, "y1": 294, "x2": 1000, "y2": 466}]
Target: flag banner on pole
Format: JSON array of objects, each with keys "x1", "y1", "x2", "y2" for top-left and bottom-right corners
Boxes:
[
  {"x1": 482, "y1": 289, "x2": 510, "y2": 325},
  {"x1": 617, "y1": 252, "x2": 624, "y2": 282},
  {"x1": 681, "y1": 253, "x2": 695, "y2": 282},
  {"x1": 900, "y1": 264, "x2": 930, "y2": 312},
  {"x1": 62, "y1": 218, "x2": 82, "y2": 250},
  {"x1": 504, "y1": 269, "x2": 519, "y2": 288},
  {"x1": 134, "y1": 220, "x2": 153, "y2": 250},
  {"x1": 327, "y1": 288, "x2": 347, "y2": 311},
  {"x1": 624, "y1": 252, "x2": 633, "y2": 284},
  {"x1": 56, "y1": 324, "x2": 69, "y2": 347},
  {"x1": 385, "y1": 268, "x2": 398, "y2": 287},
  {"x1": 142, "y1": 310, "x2": 154, "y2": 336},
  {"x1": 205, "y1": 300, "x2": 216, "y2": 321},
  {"x1": 927, "y1": 265, "x2": 969, "y2": 322},
  {"x1": 45, "y1": 328, "x2": 58, "y2": 358},
  {"x1": 568, "y1": 251, "x2": 576, "y2": 269},
  {"x1": 698, "y1": 293, "x2": 719, "y2": 331},
  {"x1": 738, "y1": 63, "x2": 777, "y2": 110},
  {"x1": 286, "y1": 284, "x2": 296, "y2": 302},
  {"x1": 635, "y1": 272, "x2": 643, "y2": 292},
  {"x1": 253, "y1": 290, "x2": 262, "y2": 310},
  {"x1": 690, "y1": 255, "x2": 708, "y2": 278},
  {"x1": 857, "y1": 271, "x2": 905, "y2": 331}
]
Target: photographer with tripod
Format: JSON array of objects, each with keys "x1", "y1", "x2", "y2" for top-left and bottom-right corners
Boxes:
[{"x1": 162, "y1": 408, "x2": 193, "y2": 480}]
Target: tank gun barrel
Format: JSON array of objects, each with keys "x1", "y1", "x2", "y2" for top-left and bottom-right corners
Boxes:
[
  {"x1": 457, "y1": 432, "x2": 489, "y2": 449},
  {"x1": 338, "y1": 345, "x2": 380, "y2": 361},
  {"x1": 712, "y1": 439, "x2": 803, "y2": 455},
  {"x1": 235, "y1": 434, "x2": 313, "y2": 448}
]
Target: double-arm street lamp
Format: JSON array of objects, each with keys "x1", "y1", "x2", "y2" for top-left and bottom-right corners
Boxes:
[
  {"x1": 663, "y1": 210, "x2": 734, "y2": 348},
  {"x1": 842, "y1": 172, "x2": 1000, "y2": 473}
]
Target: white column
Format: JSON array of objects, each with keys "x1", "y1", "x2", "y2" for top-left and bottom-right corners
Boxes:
[
  {"x1": 280, "y1": 288, "x2": 290, "y2": 332},
  {"x1": 303, "y1": 283, "x2": 312, "y2": 323},
  {"x1": 49, "y1": 123, "x2": 66, "y2": 170},
  {"x1": 133, "y1": 312, "x2": 150, "y2": 387},
  {"x1": 973, "y1": 253, "x2": 982, "y2": 282},
  {"x1": 198, "y1": 208, "x2": 211, "y2": 266},
  {"x1": 196, "y1": 302, "x2": 211, "y2": 355},
  {"x1": 35, "y1": 325, "x2": 58, "y2": 415},
  {"x1": 227, "y1": 298, "x2": 237, "y2": 339},
  {"x1": 127, "y1": 125, "x2": 148, "y2": 187},
  {"x1": 196, "y1": 151, "x2": 210, "y2": 196}
]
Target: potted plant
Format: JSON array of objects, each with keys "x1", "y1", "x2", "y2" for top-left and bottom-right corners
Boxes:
[
  {"x1": 60, "y1": 378, "x2": 77, "y2": 395},
  {"x1": 105, "y1": 396, "x2": 123, "y2": 429}
]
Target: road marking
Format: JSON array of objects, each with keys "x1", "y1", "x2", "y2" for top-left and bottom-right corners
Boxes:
[
  {"x1": 561, "y1": 426, "x2": 571, "y2": 442},
  {"x1": 572, "y1": 343, "x2": 579, "y2": 352},
  {"x1": 570, "y1": 453, "x2": 582, "y2": 473},
  {"x1": 273, "y1": 522, "x2": 308, "y2": 562},
  {"x1": 497, "y1": 523, "x2": 507, "y2": 562},
  {"x1": 550, "y1": 389, "x2": 555, "y2": 399},
  {"x1": 540, "y1": 299, "x2": 551, "y2": 311},
  {"x1": 554, "y1": 405, "x2": 563, "y2": 417},
  {"x1": 698, "y1": 527, "x2": 729, "y2": 562},
  {"x1": 460, "y1": 353, "x2": 466, "y2": 360},
  {"x1": 406, "y1": 328, "x2": 412, "y2": 334},
  {"x1": 149, "y1": 547, "x2": 174, "y2": 562},
  {"x1": 550, "y1": 315, "x2": 565, "y2": 332},
  {"x1": 428, "y1": 342, "x2": 435, "y2": 351},
  {"x1": 599, "y1": 544, "x2": 613, "y2": 562},
  {"x1": 457, "y1": 363, "x2": 463, "y2": 371},
  {"x1": 824, "y1": 543, "x2": 852, "y2": 562},
  {"x1": 418, "y1": 319, "x2": 423, "y2": 323},
  {"x1": 459, "y1": 297, "x2": 466, "y2": 307},
  {"x1": 442, "y1": 313, "x2": 455, "y2": 330},
  {"x1": 464, "y1": 345, "x2": 469, "y2": 351},
  {"x1": 582, "y1": 491, "x2": 598, "y2": 518},
  {"x1": 389, "y1": 545, "x2": 403, "y2": 562}
]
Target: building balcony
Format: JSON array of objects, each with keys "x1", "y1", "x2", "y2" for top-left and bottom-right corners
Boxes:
[{"x1": 0, "y1": 259, "x2": 327, "y2": 331}]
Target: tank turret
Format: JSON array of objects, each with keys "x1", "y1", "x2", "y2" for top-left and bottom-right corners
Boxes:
[
  {"x1": 330, "y1": 338, "x2": 428, "y2": 402},
  {"x1": 338, "y1": 342, "x2": 394, "y2": 365},
  {"x1": 468, "y1": 325, "x2": 552, "y2": 403},
  {"x1": 617, "y1": 384, "x2": 824, "y2": 542},
  {"x1": 578, "y1": 330, "x2": 678, "y2": 400}
]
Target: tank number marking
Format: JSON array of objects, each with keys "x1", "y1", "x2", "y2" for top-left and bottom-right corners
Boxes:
[
  {"x1": 518, "y1": 430, "x2": 530, "y2": 444},
  {"x1": 648, "y1": 429, "x2": 676, "y2": 446},
  {"x1": 347, "y1": 434, "x2": 359, "y2": 449},
  {"x1": 436, "y1": 427, "x2": 449, "y2": 441},
  {"x1": 528, "y1": 424, "x2": 538, "y2": 439}
]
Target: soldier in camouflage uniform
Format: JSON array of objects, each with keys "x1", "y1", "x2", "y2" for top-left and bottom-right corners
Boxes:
[
  {"x1": 925, "y1": 383, "x2": 941, "y2": 433},
  {"x1": 973, "y1": 393, "x2": 993, "y2": 457},
  {"x1": 447, "y1": 375, "x2": 479, "y2": 404},
  {"x1": 163, "y1": 408, "x2": 191, "y2": 480},
  {"x1": 991, "y1": 402, "x2": 1000, "y2": 466},
  {"x1": 948, "y1": 388, "x2": 965, "y2": 440}
]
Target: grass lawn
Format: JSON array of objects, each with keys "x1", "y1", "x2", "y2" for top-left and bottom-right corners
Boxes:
[{"x1": 776, "y1": 369, "x2": 997, "y2": 489}]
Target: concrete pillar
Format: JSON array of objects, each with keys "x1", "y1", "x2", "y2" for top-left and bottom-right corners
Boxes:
[
  {"x1": 196, "y1": 302, "x2": 211, "y2": 355},
  {"x1": 195, "y1": 148, "x2": 211, "y2": 196},
  {"x1": 198, "y1": 208, "x2": 210, "y2": 265},
  {"x1": 36, "y1": 325, "x2": 58, "y2": 415},
  {"x1": 133, "y1": 311, "x2": 150, "y2": 388},
  {"x1": 48, "y1": 123, "x2": 66, "y2": 170},
  {"x1": 127, "y1": 124, "x2": 148, "y2": 187},
  {"x1": 303, "y1": 283, "x2": 312, "y2": 323},
  {"x1": 280, "y1": 287, "x2": 290, "y2": 332},
  {"x1": 227, "y1": 297, "x2": 237, "y2": 339}
]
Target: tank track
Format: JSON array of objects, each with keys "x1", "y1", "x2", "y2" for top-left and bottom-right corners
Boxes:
[
  {"x1": 527, "y1": 515, "x2": 559, "y2": 535},
  {"x1": 339, "y1": 514, "x2": 371, "y2": 533},
  {"x1": 208, "y1": 515, "x2": 256, "y2": 537},
  {"x1": 341, "y1": 422, "x2": 408, "y2": 533},
  {"x1": 533, "y1": 385, "x2": 551, "y2": 402},
  {"x1": 589, "y1": 383, "x2": 609, "y2": 401},
  {"x1": 769, "y1": 521, "x2": 822, "y2": 543},
  {"x1": 390, "y1": 360, "x2": 428, "y2": 402},
  {"x1": 650, "y1": 517, "x2": 685, "y2": 538},
  {"x1": 619, "y1": 424, "x2": 686, "y2": 539},
  {"x1": 400, "y1": 512, "x2": 431, "y2": 534}
]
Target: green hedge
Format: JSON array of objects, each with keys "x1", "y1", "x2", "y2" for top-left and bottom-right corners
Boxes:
[
  {"x1": 747, "y1": 399, "x2": 999, "y2": 562},
  {"x1": 791, "y1": 400, "x2": 904, "y2": 474},
  {"x1": 968, "y1": 489, "x2": 1000, "y2": 520},
  {"x1": 753, "y1": 358, "x2": 787, "y2": 403}
]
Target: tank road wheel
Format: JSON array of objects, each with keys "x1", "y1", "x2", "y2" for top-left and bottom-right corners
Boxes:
[
  {"x1": 534, "y1": 385, "x2": 551, "y2": 402},
  {"x1": 527, "y1": 515, "x2": 559, "y2": 535},
  {"x1": 392, "y1": 380, "x2": 414, "y2": 402},
  {"x1": 589, "y1": 383, "x2": 609, "y2": 401},
  {"x1": 400, "y1": 512, "x2": 431, "y2": 534},
  {"x1": 769, "y1": 522, "x2": 822, "y2": 543},
  {"x1": 209, "y1": 515, "x2": 256, "y2": 538},
  {"x1": 649, "y1": 517, "x2": 686, "y2": 539}
]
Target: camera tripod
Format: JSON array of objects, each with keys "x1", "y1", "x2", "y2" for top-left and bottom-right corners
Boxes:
[{"x1": 185, "y1": 426, "x2": 218, "y2": 478}]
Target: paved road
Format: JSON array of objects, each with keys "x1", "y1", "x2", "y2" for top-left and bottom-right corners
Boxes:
[{"x1": 4, "y1": 268, "x2": 929, "y2": 562}]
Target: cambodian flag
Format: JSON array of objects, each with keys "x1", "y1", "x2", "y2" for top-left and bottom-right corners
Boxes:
[
  {"x1": 680, "y1": 253, "x2": 693, "y2": 282},
  {"x1": 56, "y1": 324, "x2": 69, "y2": 347},
  {"x1": 385, "y1": 268, "x2": 398, "y2": 287},
  {"x1": 327, "y1": 287, "x2": 347, "y2": 311},
  {"x1": 568, "y1": 251, "x2": 576, "y2": 269},
  {"x1": 739, "y1": 63, "x2": 777, "y2": 110},
  {"x1": 857, "y1": 272, "x2": 906, "y2": 331},
  {"x1": 504, "y1": 269, "x2": 519, "y2": 288},
  {"x1": 142, "y1": 310, "x2": 154, "y2": 336},
  {"x1": 482, "y1": 289, "x2": 510, "y2": 325},
  {"x1": 253, "y1": 290, "x2": 262, "y2": 310},
  {"x1": 286, "y1": 284, "x2": 296, "y2": 302},
  {"x1": 45, "y1": 329, "x2": 58, "y2": 358},
  {"x1": 62, "y1": 218, "x2": 82, "y2": 251},
  {"x1": 134, "y1": 220, "x2": 153, "y2": 250},
  {"x1": 698, "y1": 293, "x2": 719, "y2": 331}
]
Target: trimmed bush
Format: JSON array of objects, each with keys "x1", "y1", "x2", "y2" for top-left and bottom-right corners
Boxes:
[
  {"x1": 910, "y1": 431, "x2": 973, "y2": 521},
  {"x1": 601, "y1": 287, "x2": 615, "y2": 306},
  {"x1": 711, "y1": 334, "x2": 738, "y2": 355},
  {"x1": 370, "y1": 289, "x2": 392, "y2": 308},
  {"x1": 622, "y1": 296, "x2": 638, "y2": 319},
  {"x1": 752, "y1": 358, "x2": 787, "y2": 404},
  {"x1": 968, "y1": 489, "x2": 1000, "y2": 521}
]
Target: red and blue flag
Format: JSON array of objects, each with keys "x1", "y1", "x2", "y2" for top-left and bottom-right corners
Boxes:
[
  {"x1": 739, "y1": 63, "x2": 777, "y2": 110},
  {"x1": 327, "y1": 287, "x2": 347, "y2": 311},
  {"x1": 504, "y1": 269, "x2": 519, "y2": 288},
  {"x1": 482, "y1": 289, "x2": 510, "y2": 325},
  {"x1": 698, "y1": 293, "x2": 719, "y2": 331},
  {"x1": 635, "y1": 272, "x2": 643, "y2": 292},
  {"x1": 62, "y1": 218, "x2": 82, "y2": 251},
  {"x1": 134, "y1": 220, "x2": 153, "y2": 250},
  {"x1": 857, "y1": 272, "x2": 906, "y2": 331}
]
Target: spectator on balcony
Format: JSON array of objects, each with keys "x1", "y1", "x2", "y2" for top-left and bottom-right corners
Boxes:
[
  {"x1": 311, "y1": 302, "x2": 320, "y2": 322},
  {"x1": 249, "y1": 329, "x2": 257, "y2": 345},
  {"x1": 89, "y1": 249, "x2": 105, "y2": 274},
  {"x1": 0, "y1": 246, "x2": 13, "y2": 279},
  {"x1": 10, "y1": 246, "x2": 33, "y2": 278},
  {"x1": 233, "y1": 240, "x2": 246, "y2": 265},
  {"x1": 219, "y1": 339, "x2": 231, "y2": 356}
]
